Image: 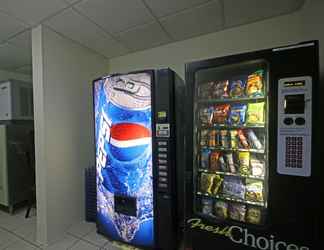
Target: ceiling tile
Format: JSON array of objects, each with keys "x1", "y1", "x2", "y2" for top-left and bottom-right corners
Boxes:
[
  {"x1": 75, "y1": 0, "x2": 154, "y2": 33},
  {"x1": 0, "y1": 0, "x2": 68, "y2": 25},
  {"x1": 45, "y1": 8, "x2": 129, "y2": 58},
  {"x1": 0, "y1": 12, "x2": 27, "y2": 42},
  {"x1": 117, "y1": 22, "x2": 171, "y2": 51},
  {"x1": 144, "y1": 0, "x2": 210, "y2": 18},
  {"x1": 64, "y1": 0, "x2": 81, "y2": 4},
  {"x1": 7, "y1": 29, "x2": 31, "y2": 50},
  {"x1": 14, "y1": 65, "x2": 33, "y2": 75},
  {"x1": 0, "y1": 43, "x2": 31, "y2": 70},
  {"x1": 224, "y1": 0, "x2": 305, "y2": 27},
  {"x1": 160, "y1": 1, "x2": 223, "y2": 41}
]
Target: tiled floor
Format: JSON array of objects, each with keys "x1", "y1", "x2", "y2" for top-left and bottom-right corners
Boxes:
[{"x1": 0, "y1": 208, "x2": 135, "y2": 250}]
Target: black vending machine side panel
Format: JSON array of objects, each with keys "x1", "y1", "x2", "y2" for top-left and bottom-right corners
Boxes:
[
  {"x1": 153, "y1": 68, "x2": 183, "y2": 250},
  {"x1": 184, "y1": 41, "x2": 320, "y2": 250}
]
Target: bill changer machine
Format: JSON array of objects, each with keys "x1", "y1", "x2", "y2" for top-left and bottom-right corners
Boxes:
[{"x1": 277, "y1": 77, "x2": 312, "y2": 177}]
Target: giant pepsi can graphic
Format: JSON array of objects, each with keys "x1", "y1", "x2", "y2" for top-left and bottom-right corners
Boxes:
[{"x1": 94, "y1": 72, "x2": 154, "y2": 247}]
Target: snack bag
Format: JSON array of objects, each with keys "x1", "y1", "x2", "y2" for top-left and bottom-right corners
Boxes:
[
  {"x1": 199, "y1": 82, "x2": 213, "y2": 99},
  {"x1": 222, "y1": 176, "x2": 245, "y2": 199},
  {"x1": 219, "y1": 155, "x2": 227, "y2": 172},
  {"x1": 229, "y1": 78, "x2": 247, "y2": 98},
  {"x1": 200, "y1": 173, "x2": 215, "y2": 194},
  {"x1": 200, "y1": 129, "x2": 208, "y2": 146},
  {"x1": 201, "y1": 198, "x2": 213, "y2": 215},
  {"x1": 212, "y1": 104, "x2": 230, "y2": 124},
  {"x1": 208, "y1": 130, "x2": 217, "y2": 147},
  {"x1": 229, "y1": 203, "x2": 246, "y2": 222},
  {"x1": 210, "y1": 151, "x2": 220, "y2": 171},
  {"x1": 201, "y1": 149, "x2": 211, "y2": 169},
  {"x1": 220, "y1": 130, "x2": 229, "y2": 148},
  {"x1": 246, "y1": 207, "x2": 262, "y2": 224},
  {"x1": 238, "y1": 129, "x2": 250, "y2": 149},
  {"x1": 247, "y1": 130, "x2": 263, "y2": 150},
  {"x1": 246, "y1": 102, "x2": 265, "y2": 125},
  {"x1": 211, "y1": 80, "x2": 229, "y2": 99},
  {"x1": 225, "y1": 153, "x2": 236, "y2": 173},
  {"x1": 230, "y1": 130, "x2": 238, "y2": 149},
  {"x1": 213, "y1": 200, "x2": 228, "y2": 219},
  {"x1": 246, "y1": 179, "x2": 264, "y2": 202},
  {"x1": 212, "y1": 174, "x2": 223, "y2": 195},
  {"x1": 250, "y1": 156, "x2": 265, "y2": 177},
  {"x1": 238, "y1": 152, "x2": 250, "y2": 175},
  {"x1": 200, "y1": 107, "x2": 213, "y2": 125},
  {"x1": 228, "y1": 104, "x2": 247, "y2": 125},
  {"x1": 246, "y1": 70, "x2": 264, "y2": 97}
]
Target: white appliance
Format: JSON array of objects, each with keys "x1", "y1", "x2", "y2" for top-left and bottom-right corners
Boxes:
[{"x1": 0, "y1": 80, "x2": 33, "y2": 121}]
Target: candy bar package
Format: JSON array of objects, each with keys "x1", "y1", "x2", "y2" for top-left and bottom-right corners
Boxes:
[
  {"x1": 238, "y1": 152, "x2": 250, "y2": 175},
  {"x1": 201, "y1": 149, "x2": 211, "y2": 169},
  {"x1": 219, "y1": 155, "x2": 227, "y2": 172},
  {"x1": 222, "y1": 176, "x2": 245, "y2": 199},
  {"x1": 200, "y1": 173, "x2": 215, "y2": 194},
  {"x1": 237, "y1": 129, "x2": 250, "y2": 149},
  {"x1": 225, "y1": 153, "x2": 236, "y2": 173},
  {"x1": 246, "y1": 207, "x2": 262, "y2": 224},
  {"x1": 228, "y1": 104, "x2": 247, "y2": 125},
  {"x1": 245, "y1": 179, "x2": 264, "y2": 202},
  {"x1": 246, "y1": 70, "x2": 264, "y2": 97},
  {"x1": 230, "y1": 130, "x2": 238, "y2": 149},
  {"x1": 229, "y1": 78, "x2": 247, "y2": 98},
  {"x1": 211, "y1": 80, "x2": 229, "y2": 99},
  {"x1": 247, "y1": 129, "x2": 263, "y2": 150},
  {"x1": 220, "y1": 130, "x2": 230, "y2": 148},
  {"x1": 210, "y1": 151, "x2": 220, "y2": 171},
  {"x1": 212, "y1": 104, "x2": 230, "y2": 124},
  {"x1": 208, "y1": 130, "x2": 217, "y2": 147},
  {"x1": 200, "y1": 107, "x2": 213, "y2": 125},
  {"x1": 212, "y1": 174, "x2": 223, "y2": 195},
  {"x1": 201, "y1": 198, "x2": 213, "y2": 215},
  {"x1": 250, "y1": 156, "x2": 265, "y2": 177},
  {"x1": 213, "y1": 200, "x2": 228, "y2": 219},
  {"x1": 200, "y1": 129, "x2": 208, "y2": 146},
  {"x1": 229, "y1": 203, "x2": 246, "y2": 222},
  {"x1": 246, "y1": 102, "x2": 265, "y2": 125}
]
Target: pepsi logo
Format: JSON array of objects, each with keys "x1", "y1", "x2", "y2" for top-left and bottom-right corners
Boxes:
[{"x1": 109, "y1": 123, "x2": 151, "y2": 161}]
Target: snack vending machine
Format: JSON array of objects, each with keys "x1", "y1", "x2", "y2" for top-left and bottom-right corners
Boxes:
[
  {"x1": 93, "y1": 69, "x2": 185, "y2": 250},
  {"x1": 184, "y1": 41, "x2": 320, "y2": 250}
]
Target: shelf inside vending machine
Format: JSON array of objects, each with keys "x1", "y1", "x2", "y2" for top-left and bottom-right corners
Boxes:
[{"x1": 192, "y1": 59, "x2": 269, "y2": 226}]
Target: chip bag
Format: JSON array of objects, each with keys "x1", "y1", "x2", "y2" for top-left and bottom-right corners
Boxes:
[
  {"x1": 211, "y1": 80, "x2": 229, "y2": 99},
  {"x1": 228, "y1": 104, "x2": 247, "y2": 125},
  {"x1": 246, "y1": 70, "x2": 264, "y2": 97},
  {"x1": 213, "y1": 200, "x2": 228, "y2": 219},
  {"x1": 210, "y1": 151, "x2": 220, "y2": 171},
  {"x1": 246, "y1": 102, "x2": 265, "y2": 125},
  {"x1": 229, "y1": 78, "x2": 247, "y2": 98},
  {"x1": 201, "y1": 149, "x2": 211, "y2": 169},
  {"x1": 246, "y1": 207, "x2": 262, "y2": 224},
  {"x1": 229, "y1": 203, "x2": 246, "y2": 222},
  {"x1": 212, "y1": 174, "x2": 223, "y2": 195},
  {"x1": 246, "y1": 179, "x2": 264, "y2": 202},
  {"x1": 223, "y1": 176, "x2": 245, "y2": 199},
  {"x1": 238, "y1": 152, "x2": 250, "y2": 175},
  {"x1": 200, "y1": 173, "x2": 215, "y2": 194},
  {"x1": 250, "y1": 156, "x2": 265, "y2": 177},
  {"x1": 212, "y1": 104, "x2": 230, "y2": 124}
]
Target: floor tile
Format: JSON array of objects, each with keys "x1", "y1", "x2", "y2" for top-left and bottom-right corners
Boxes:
[
  {"x1": 69, "y1": 240, "x2": 99, "y2": 250},
  {"x1": 3, "y1": 238, "x2": 38, "y2": 250},
  {"x1": 67, "y1": 221, "x2": 96, "y2": 238},
  {"x1": 44, "y1": 235, "x2": 78, "y2": 250},
  {"x1": 82, "y1": 230, "x2": 109, "y2": 247},
  {"x1": 0, "y1": 229, "x2": 19, "y2": 249}
]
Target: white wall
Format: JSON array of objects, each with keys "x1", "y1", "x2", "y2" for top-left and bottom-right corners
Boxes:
[
  {"x1": 0, "y1": 69, "x2": 32, "y2": 83},
  {"x1": 32, "y1": 25, "x2": 109, "y2": 246},
  {"x1": 109, "y1": 0, "x2": 323, "y2": 80}
]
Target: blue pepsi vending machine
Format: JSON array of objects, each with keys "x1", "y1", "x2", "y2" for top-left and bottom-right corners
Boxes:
[{"x1": 93, "y1": 69, "x2": 185, "y2": 250}]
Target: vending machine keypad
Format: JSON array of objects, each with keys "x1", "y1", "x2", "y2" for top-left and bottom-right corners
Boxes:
[{"x1": 277, "y1": 77, "x2": 312, "y2": 177}]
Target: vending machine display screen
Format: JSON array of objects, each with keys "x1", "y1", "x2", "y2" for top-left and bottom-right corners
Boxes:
[
  {"x1": 94, "y1": 73, "x2": 154, "y2": 247},
  {"x1": 284, "y1": 94, "x2": 305, "y2": 114}
]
